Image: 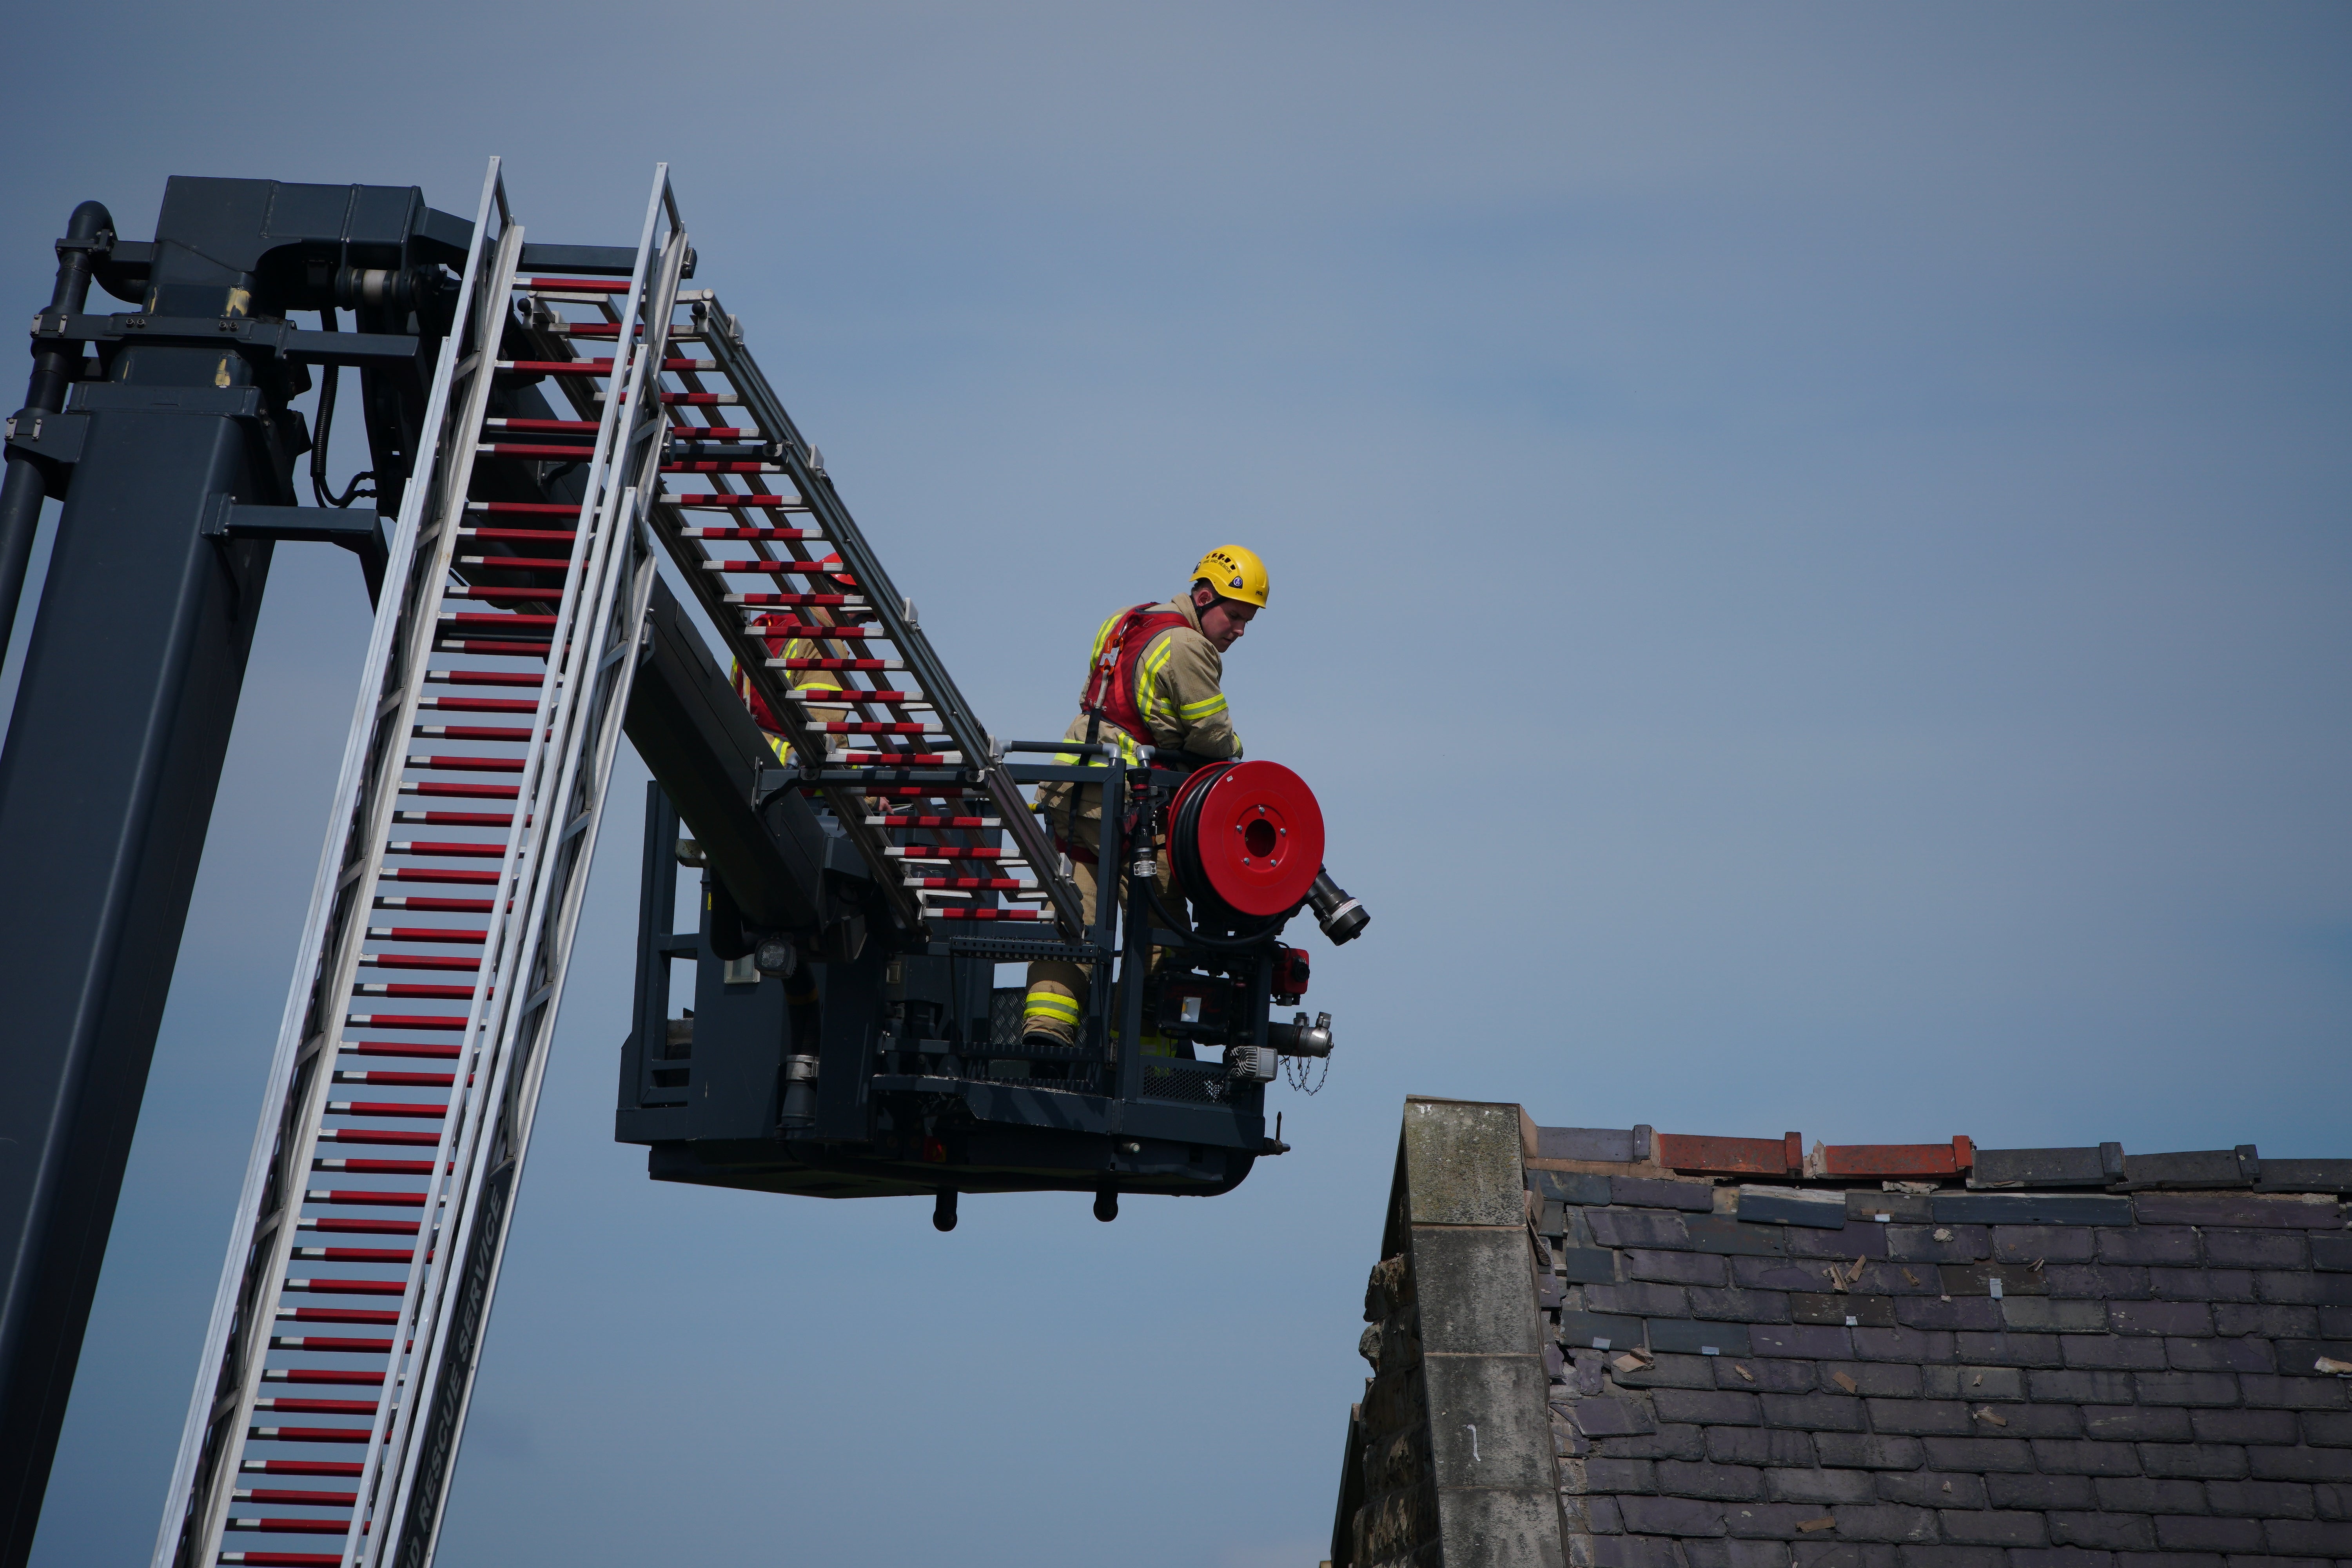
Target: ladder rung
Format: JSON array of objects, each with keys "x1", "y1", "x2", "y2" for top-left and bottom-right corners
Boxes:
[
  {"x1": 285, "y1": 1237, "x2": 417, "y2": 1258},
  {"x1": 455, "y1": 556, "x2": 572, "y2": 574},
  {"x1": 408, "y1": 725, "x2": 542, "y2": 744},
  {"x1": 477, "y1": 443, "x2": 595, "y2": 459},
  {"x1": 800, "y1": 691, "x2": 927, "y2": 706},
  {"x1": 396, "y1": 782, "x2": 521, "y2": 802},
  {"x1": 223, "y1": 1513, "x2": 362, "y2": 1535},
  {"x1": 810, "y1": 781, "x2": 977, "y2": 795},
  {"x1": 377, "y1": 869, "x2": 501, "y2": 887},
  {"x1": 354, "y1": 949, "x2": 483, "y2": 969},
  {"x1": 433, "y1": 639, "x2": 553, "y2": 658},
  {"x1": 405, "y1": 754, "x2": 528, "y2": 773},
  {"x1": 337, "y1": 1043, "x2": 463, "y2": 1063},
  {"x1": 808, "y1": 724, "x2": 944, "y2": 737},
  {"x1": 656, "y1": 492, "x2": 801, "y2": 508},
  {"x1": 414, "y1": 696, "x2": 538, "y2": 715},
  {"x1": 500, "y1": 358, "x2": 716, "y2": 375},
  {"x1": 242, "y1": 1426, "x2": 377, "y2": 1446},
  {"x1": 443, "y1": 588, "x2": 564, "y2": 607},
  {"x1": 739, "y1": 621, "x2": 877, "y2": 639},
  {"x1": 331, "y1": 1067, "x2": 457, "y2": 1086},
  {"x1": 560, "y1": 323, "x2": 707, "y2": 341},
  {"x1": 437, "y1": 610, "x2": 558, "y2": 629},
  {"x1": 466, "y1": 501, "x2": 580, "y2": 518},
  {"x1": 677, "y1": 526, "x2": 816, "y2": 541},
  {"x1": 702, "y1": 560, "x2": 855, "y2": 580},
  {"x1": 484, "y1": 417, "x2": 597, "y2": 434}
]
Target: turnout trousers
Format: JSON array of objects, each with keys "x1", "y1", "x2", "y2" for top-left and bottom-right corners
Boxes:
[{"x1": 1020, "y1": 808, "x2": 1181, "y2": 1052}]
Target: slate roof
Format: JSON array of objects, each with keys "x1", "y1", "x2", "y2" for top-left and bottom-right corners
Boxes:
[{"x1": 1329, "y1": 1101, "x2": 2352, "y2": 1568}]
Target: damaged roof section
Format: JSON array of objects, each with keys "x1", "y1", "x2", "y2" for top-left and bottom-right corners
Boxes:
[
  {"x1": 1328, "y1": 1100, "x2": 2352, "y2": 1568},
  {"x1": 1539, "y1": 1116, "x2": 2352, "y2": 1568},
  {"x1": 1533, "y1": 1122, "x2": 2352, "y2": 1198}
]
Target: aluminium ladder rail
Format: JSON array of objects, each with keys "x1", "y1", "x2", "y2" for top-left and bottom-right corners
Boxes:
[
  {"x1": 158, "y1": 159, "x2": 1094, "y2": 1568},
  {"x1": 153, "y1": 160, "x2": 682, "y2": 1568}
]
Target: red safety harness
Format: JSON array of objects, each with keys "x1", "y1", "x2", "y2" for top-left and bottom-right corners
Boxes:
[
  {"x1": 1081, "y1": 603, "x2": 1192, "y2": 747},
  {"x1": 1057, "y1": 603, "x2": 1192, "y2": 864}
]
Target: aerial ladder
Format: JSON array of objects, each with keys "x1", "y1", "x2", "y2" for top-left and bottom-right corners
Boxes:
[{"x1": 0, "y1": 161, "x2": 1368, "y2": 1568}]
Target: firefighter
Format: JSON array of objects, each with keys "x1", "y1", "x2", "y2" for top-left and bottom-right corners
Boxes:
[
  {"x1": 1020, "y1": 545, "x2": 1266, "y2": 1051},
  {"x1": 732, "y1": 554, "x2": 855, "y2": 759}
]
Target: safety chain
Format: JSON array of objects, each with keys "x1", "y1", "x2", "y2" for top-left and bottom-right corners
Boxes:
[{"x1": 1285, "y1": 1053, "x2": 1329, "y2": 1096}]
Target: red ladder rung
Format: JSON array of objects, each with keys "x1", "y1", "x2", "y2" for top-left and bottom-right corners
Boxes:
[
  {"x1": 480, "y1": 443, "x2": 597, "y2": 459},
  {"x1": 485, "y1": 417, "x2": 597, "y2": 434},
  {"x1": 466, "y1": 501, "x2": 579, "y2": 517},
  {"x1": 657, "y1": 494, "x2": 803, "y2": 508},
  {"x1": 365, "y1": 924, "x2": 491, "y2": 943},
  {"x1": 405, "y1": 755, "x2": 528, "y2": 773},
  {"x1": 452, "y1": 559, "x2": 573, "y2": 576},
  {"x1": 293, "y1": 1212, "x2": 421, "y2": 1230},
  {"x1": 457, "y1": 529, "x2": 580, "y2": 550},
  {"x1": 385, "y1": 840, "x2": 510, "y2": 858}
]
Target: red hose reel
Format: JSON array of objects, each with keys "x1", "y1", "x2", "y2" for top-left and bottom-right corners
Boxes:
[{"x1": 1167, "y1": 760, "x2": 1326, "y2": 920}]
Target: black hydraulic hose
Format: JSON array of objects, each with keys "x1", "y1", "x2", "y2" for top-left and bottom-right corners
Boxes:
[
  {"x1": 308, "y1": 310, "x2": 375, "y2": 509},
  {"x1": 1138, "y1": 869, "x2": 1286, "y2": 952},
  {"x1": 0, "y1": 201, "x2": 111, "y2": 671}
]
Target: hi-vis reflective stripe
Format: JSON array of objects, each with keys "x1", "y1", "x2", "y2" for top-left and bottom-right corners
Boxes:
[
  {"x1": 1177, "y1": 692, "x2": 1227, "y2": 720},
  {"x1": 1089, "y1": 609, "x2": 1126, "y2": 663},
  {"x1": 1054, "y1": 727, "x2": 1143, "y2": 769},
  {"x1": 1023, "y1": 991, "x2": 1081, "y2": 1022},
  {"x1": 1137, "y1": 635, "x2": 1180, "y2": 730}
]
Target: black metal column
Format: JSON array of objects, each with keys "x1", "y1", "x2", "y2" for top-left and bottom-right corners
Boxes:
[
  {"x1": 0, "y1": 406, "x2": 276, "y2": 1566},
  {"x1": 0, "y1": 203, "x2": 111, "y2": 665}
]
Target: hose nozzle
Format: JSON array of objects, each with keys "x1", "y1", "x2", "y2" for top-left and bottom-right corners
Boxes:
[{"x1": 1306, "y1": 868, "x2": 1368, "y2": 945}]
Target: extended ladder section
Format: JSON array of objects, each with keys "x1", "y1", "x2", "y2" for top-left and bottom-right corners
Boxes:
[
  {"x1": 627, "y1": 284, "x2": 1085, "y2": 939},
  {"x1": 153, "y1": 162, "x2": 682, "y2": 1568},
  {"x1": 157, "y1": 159, "x2": 1093, "y2": 1568}
]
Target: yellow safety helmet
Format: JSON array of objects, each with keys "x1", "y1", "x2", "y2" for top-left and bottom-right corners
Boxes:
[{"x1": 1190, "y1": 545, "x2": 1269, "y2": 609}]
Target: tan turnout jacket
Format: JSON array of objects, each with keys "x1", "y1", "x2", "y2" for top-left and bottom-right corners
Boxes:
[{"x1": 1036, "y1": 595, "x2": 1242, "y2": 825}]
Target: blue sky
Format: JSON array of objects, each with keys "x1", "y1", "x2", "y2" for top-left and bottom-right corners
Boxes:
[{"x1": 4, "y1": 5, "x2": 2346, "y2": 1565}]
